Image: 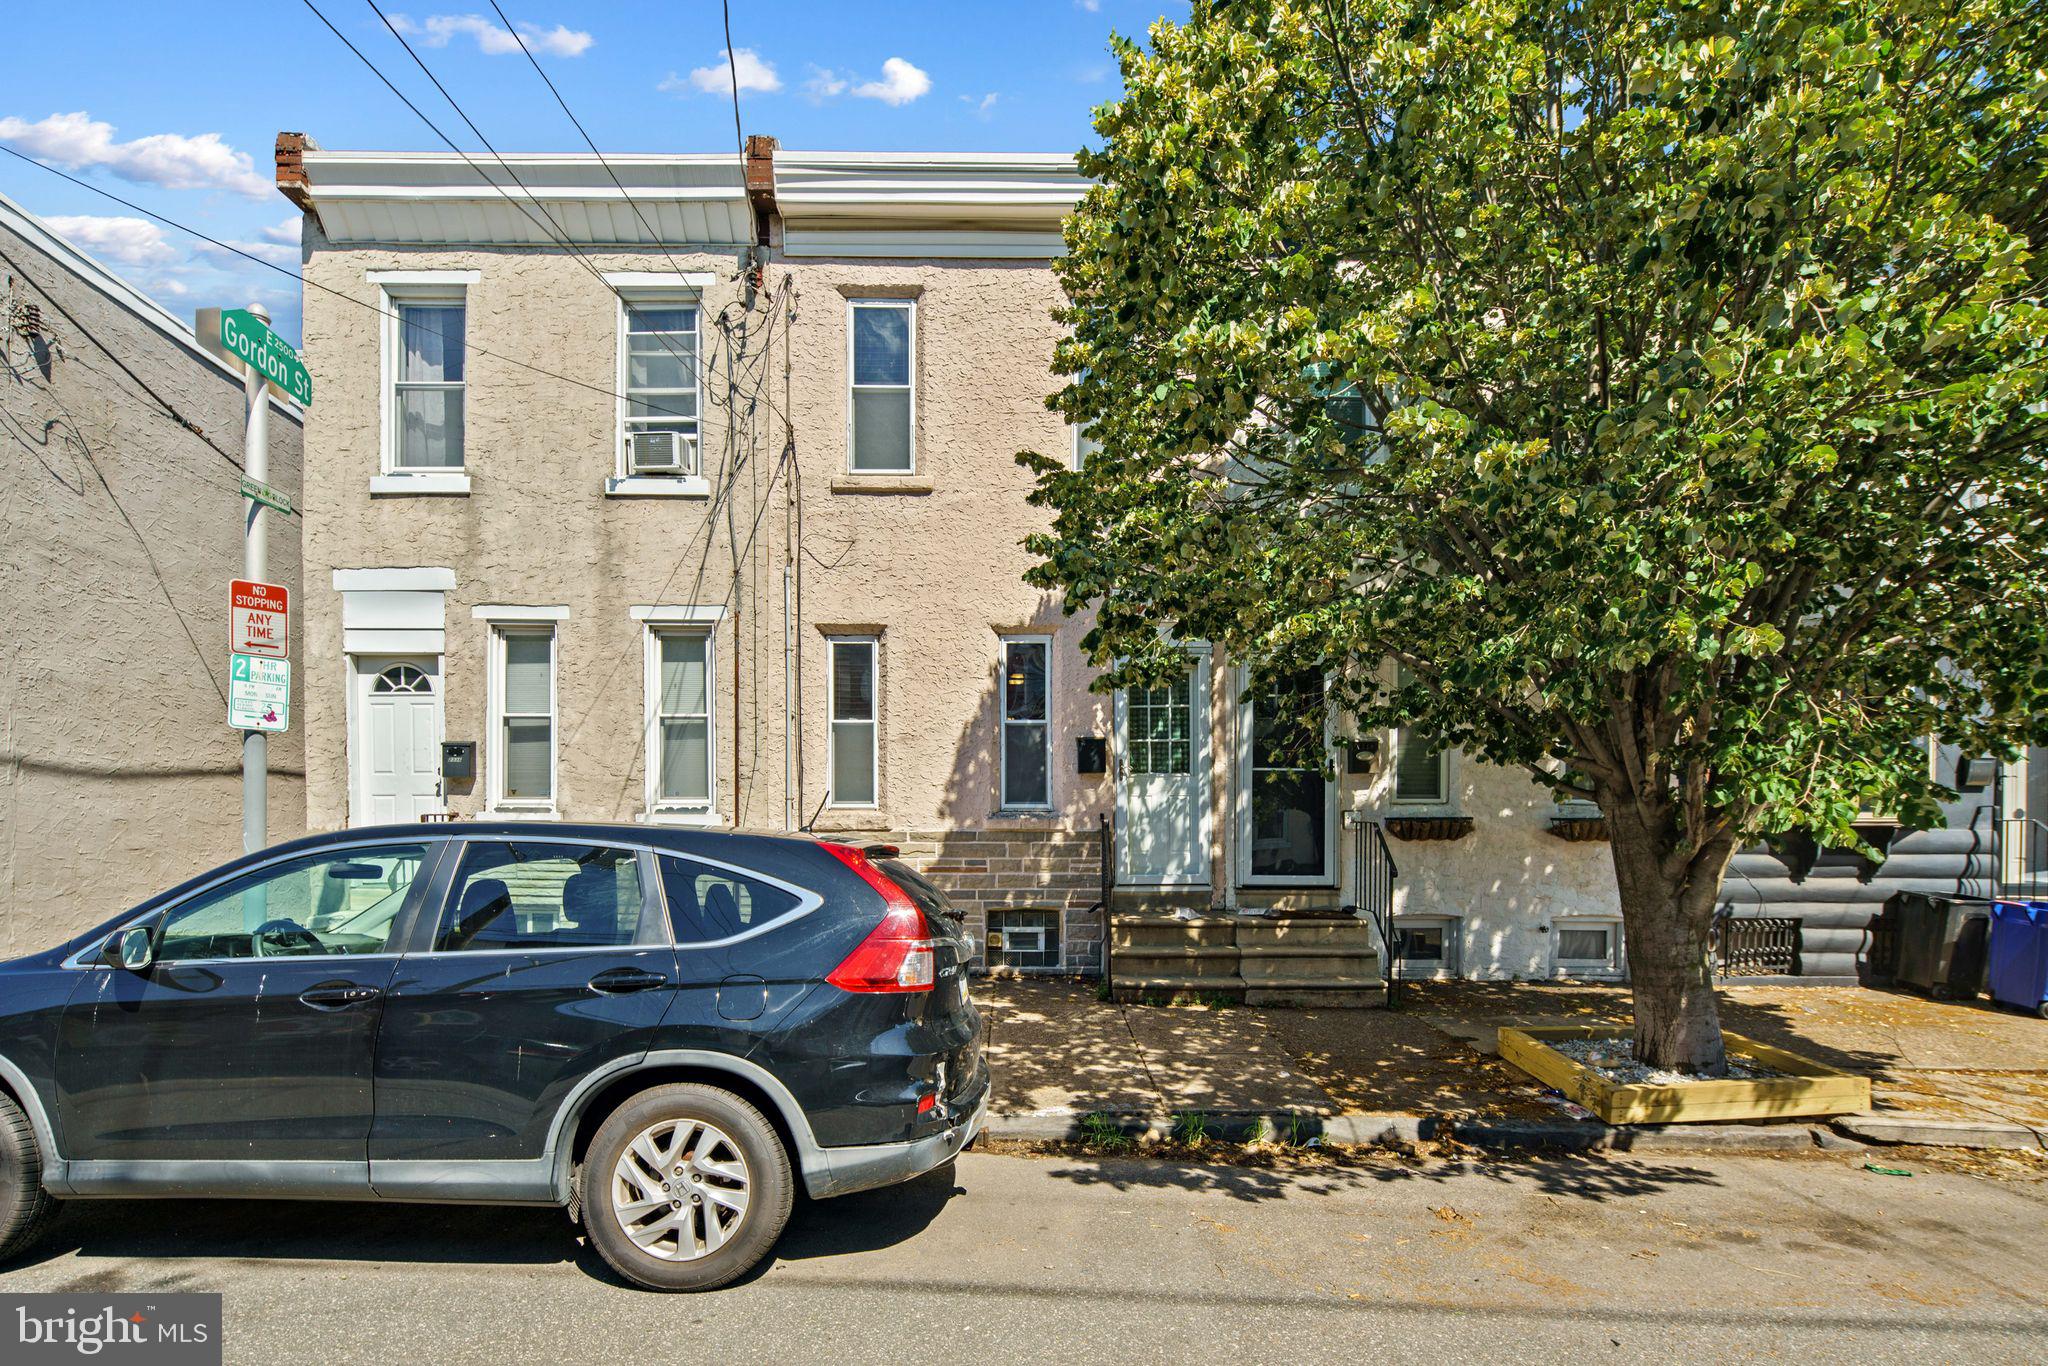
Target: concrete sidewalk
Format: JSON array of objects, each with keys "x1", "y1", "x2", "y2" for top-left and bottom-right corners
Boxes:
[{"x1": 977, "y1": 977, "x2": 2048, "y2": 1149}]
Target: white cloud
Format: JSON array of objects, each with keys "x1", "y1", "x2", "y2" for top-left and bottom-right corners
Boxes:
[
  {"x1": 961, "y1": 92, "x2": 998, "y2": 119},
  {"x1": 41, "y1": 215, "x2": 178, "y2": 267},
  {"x1": 0, "y1": 111, "x2": 272, "y2": 198},
  {"x1": 200, "y1": 236, "x2": 299, "y2": 269},
  {"x1": 665, "y1": 48, "x2": 780, "y2": 96},
  {"x1": 854, "y1": 58, "x2": 932, "y2": 106},
  {"x1": 803, "y1": 66, "x2": 850, "y2": 101},
  {"x1": 1076, "y1": 0, "x2": 1101, "y2": 10},
  {"x1": 389, "y1": 13, "x2": 593, "y2": 57},
  {"x1": 257, "y1": 216, "x2": 303, "y2": 247}
]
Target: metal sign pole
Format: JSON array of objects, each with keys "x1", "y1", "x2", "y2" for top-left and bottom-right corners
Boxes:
[{"x1": 241, "y1": 303, "x2": 270, "y2": 854}]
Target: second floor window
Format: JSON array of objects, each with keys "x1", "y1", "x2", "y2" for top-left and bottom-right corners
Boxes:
[
  {"x1": 623, "y1": 302, "x2": 700, "y2": 477},
  {"x1": 394, "y1": 299, "x2": 465, "y2": 469},
  {"x1": 849, "y1": 300, "x2": 914, "y2": 472}
]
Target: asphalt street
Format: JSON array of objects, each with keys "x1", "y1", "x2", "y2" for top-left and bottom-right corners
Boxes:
[{"x1": 3, "y1": 1147, "x2": 2045, "y2": 1363}]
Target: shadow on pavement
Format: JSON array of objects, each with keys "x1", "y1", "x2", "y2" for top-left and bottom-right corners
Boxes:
[
  {"x1": 1039, "y1": 1151, "x2": 1724, "y2": 1205},
  {"x1": 10, "y1": 1162, "x2": 967, "y2": 1288}
]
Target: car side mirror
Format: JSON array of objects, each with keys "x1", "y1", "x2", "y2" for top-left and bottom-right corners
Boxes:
[{"x1": 105, "y1": 926, "x2": 154, "y2": 972}]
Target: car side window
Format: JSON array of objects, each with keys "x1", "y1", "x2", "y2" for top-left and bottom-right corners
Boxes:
[
  {"x1": 658, "y1": 855, "x2": 804, "y2": 944},
  {"x1": 436, "y1": 842, "x2": 646, "y2": 952},
  {"x1": 155, "y1": 844, "x2": 430, "y2": 962}
]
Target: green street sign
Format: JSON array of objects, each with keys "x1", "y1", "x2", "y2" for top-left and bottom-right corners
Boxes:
[
  {"x1": 196, "y1": 307, "x2": 312, "y2": 407},
  {"x1": 228, "y1": 652, "x2": 290, "y2": 732},
  {"x1": 239, "y1": 476, "x2": 296, "y2": 516}
]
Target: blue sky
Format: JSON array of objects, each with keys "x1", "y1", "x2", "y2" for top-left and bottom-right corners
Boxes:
[{"x1": 2, "y1": 2, "x2": 1181, "y2": 344}]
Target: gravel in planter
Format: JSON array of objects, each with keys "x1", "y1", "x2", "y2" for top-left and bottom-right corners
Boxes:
[{"x1": 1549, "y1": 1037, "x2": 1786, "y2": 1086}]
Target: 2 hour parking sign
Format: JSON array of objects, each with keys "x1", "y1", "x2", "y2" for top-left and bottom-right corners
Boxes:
[{"x1": 228, "y1": 652, "x2": 290, "y2": 732}]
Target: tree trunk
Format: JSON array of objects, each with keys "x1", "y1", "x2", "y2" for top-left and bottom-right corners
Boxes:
[{"x1": 1599, "y1": 790, "x2": 1740, "y2": 1075}]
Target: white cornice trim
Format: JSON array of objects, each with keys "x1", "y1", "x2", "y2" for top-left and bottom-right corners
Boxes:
[{"x1": 473, "y1": 605, "x2": 571, "y2": 622}]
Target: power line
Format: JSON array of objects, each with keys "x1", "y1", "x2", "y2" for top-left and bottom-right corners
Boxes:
[
  {"x1": 0, "y1": 144, "x2": 714, "y2": 425},
  {"x1": 721, "y1": 0, "x2": 747, "y2": 162},
  {"x1": 483, "y1": 0, "x2": 711, "y2": 290}
]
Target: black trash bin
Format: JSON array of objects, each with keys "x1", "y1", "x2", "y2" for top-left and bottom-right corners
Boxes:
[{"x1": 1890, "y1": 892, "x2": 1990, "y2": 999}]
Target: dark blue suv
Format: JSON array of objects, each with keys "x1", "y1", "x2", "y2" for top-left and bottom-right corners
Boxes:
[{"x1": 0, "y1": 823, "x2": 987, "y2": 1290}]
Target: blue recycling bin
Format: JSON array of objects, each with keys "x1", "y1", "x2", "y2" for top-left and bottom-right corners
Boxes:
[{"x1": 1987, "y1": 901, "x2": 2048, "y2": 1018}]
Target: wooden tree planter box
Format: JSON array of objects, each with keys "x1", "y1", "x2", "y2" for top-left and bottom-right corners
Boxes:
[{"x1": 1498, "y1": 1026, "x2": 1870, "y2": 1125}]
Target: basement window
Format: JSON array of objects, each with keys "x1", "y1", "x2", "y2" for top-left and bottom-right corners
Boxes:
[
  {"x1": 1553, "y1": 917, "x2": 1623, "y2": 980},
  {"x1": 1393, "y1": 914, "x2": 1460, "y2": 979},
  {"x1": 987, "y1": 909, "x2": 1061, "y2": 971}
]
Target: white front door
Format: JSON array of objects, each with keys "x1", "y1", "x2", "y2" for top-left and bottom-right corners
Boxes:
[
  {"x1": 352, "y1": 657, "x2": 443, "y2": 825},
  {"x1": 1115, "y1": 651, "x2": 1211, "y2": 884}
]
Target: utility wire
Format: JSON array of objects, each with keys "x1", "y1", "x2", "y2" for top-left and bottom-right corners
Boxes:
[
  {"x1": 484, "y1": 0, "x2": 713, "y2": 289},
  {"x1": 0, "y1": 145, "x2": 734, "y2": 427},
  {"x1": 721, "y1": 0, "x2": 747, "y2": 161}
]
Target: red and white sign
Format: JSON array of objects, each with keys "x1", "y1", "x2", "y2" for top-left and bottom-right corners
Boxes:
[{"x1": 230, "y1": 579, "x2": 290, "y2": 659}]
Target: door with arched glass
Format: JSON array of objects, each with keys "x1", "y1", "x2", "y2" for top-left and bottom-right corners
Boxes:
[{"x1": 352, "y1": 657, "x2": 444, "y2": 824}]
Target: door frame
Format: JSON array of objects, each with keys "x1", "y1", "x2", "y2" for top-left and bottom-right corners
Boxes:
[
  {"x1": 1235, "y1": 664, "x2": 1338, "y2": 887},
  {"x1": 348, "y1": 653, "x2": 446, "y2": 827},
  {"x1": 1112, "y1": 644, "x2": 1212, "y2": 886}
]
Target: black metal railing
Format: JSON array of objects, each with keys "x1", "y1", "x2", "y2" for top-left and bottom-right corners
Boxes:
[
  {"x1": 1096, "y1": 809, "x2": 1116, "y2": 983},
  {"x1": 1353, "y1": 817, "x2": 1401, "y2": 1005},
  {"x1": 1997, "y1": 816, "x2": 2048, "y2": 900},
  {"x1": 1714, "y1": 914, "x2": 1802, "y2": 978}
]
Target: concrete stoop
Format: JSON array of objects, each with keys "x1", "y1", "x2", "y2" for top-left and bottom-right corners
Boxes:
[{"x1": 1110, "y1": 913, "x2": 1383, "y2": 1007}]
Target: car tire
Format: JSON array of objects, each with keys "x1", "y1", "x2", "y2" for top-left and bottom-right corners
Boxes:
[
  {"x1": 0, "y1": 1090, "x2": 58, "y2": 1266},
  {"x1": 582, "y1": 1083, "x2": 793, "y2": 1292}
]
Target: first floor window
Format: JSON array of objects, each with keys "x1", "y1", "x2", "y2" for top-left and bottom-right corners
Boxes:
[
  {"x1": 391, "y1": 296, "x2": 465, "y2": 469},
  {"x1": 494, "y1": 627, "x2": 555, "y2": 806},
  {"x1": 1392, "y1": 664, "x2": 1447, "y2": 803},
  {"x1": 1001, "y1": 638, "x2": 1051, "y2": 808},
  {"x1": 652, "y1": 629, "x2": 712, "y2": 810},
  {"x1": 829, "y1": 637, "x2": 878, "y2": 805}
]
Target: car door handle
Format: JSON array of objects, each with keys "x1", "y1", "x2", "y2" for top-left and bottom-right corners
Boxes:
[
  {"x1": 588, "y1": 967, "x2": 670, "y2": 995},
  {"x1": 299, "y1": 982, "x2": 384, "y2": 1011}
]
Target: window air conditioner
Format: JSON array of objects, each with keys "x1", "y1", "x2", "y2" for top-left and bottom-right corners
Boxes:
[{"x1": 628, "y1": 430, "x2": 695, "y2": 476}]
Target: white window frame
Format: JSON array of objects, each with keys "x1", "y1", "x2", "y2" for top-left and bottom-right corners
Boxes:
[
  {"x1": 827, "y1": 635, "x2": 880, "y2": 808},
  {"x1": 1388, "y1": 663, "x2": 1454, "y2": 808},
  {"x1": 482, "y1": 614, "x2": 561, "y2": 816},
  {"x1": 1237, "y1": 665, "x2": 1338, "y2": 887},
  {"x1": 999, "y1": 634, "x2": 1055, "y2": 812},
  {"x1": 1552, "y1": 915, "x2": 1624, "y2": 980},
  {"x1": 1392, "y1": 913, "x2": 1462, "y2": 980},
  {"x1": 643, "y1": 623, "x2": 719, "y2": 824},
  {"x1": 373, "y1": 271, "x2": 477, "y2": 493},
  {"x1": 610, "y1": 283, "x2": 709, "y2": 498},
  {"x1": 846, "y1": 298, "x2": 916, "y2": 474}
]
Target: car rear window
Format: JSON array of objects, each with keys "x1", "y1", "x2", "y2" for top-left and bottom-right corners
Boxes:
[
  {"x1": 877, "y1": 859, "x2": 962, "y2": 933},
  {"x1": 659, "y1": 855, "x2": 806, "y2": 943}
]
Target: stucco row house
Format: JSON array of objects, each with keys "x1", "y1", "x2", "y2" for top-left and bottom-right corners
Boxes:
[
  {"x1": 1, "y1": 190, "x2": 306, "y2": 953},
  {"x1": 274, "y1": 134, "x2": 2016, "y2": 993}
]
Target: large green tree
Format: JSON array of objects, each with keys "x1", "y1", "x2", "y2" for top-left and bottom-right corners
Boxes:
[{"x1": 1025, "y1": 0, "x2": 2048, "y2": 1071}]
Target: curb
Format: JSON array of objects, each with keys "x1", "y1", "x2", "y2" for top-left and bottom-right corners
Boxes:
[
  {"x1": 982, "y1": 1109, "x2": 2015, "y2": 1156},
  {"x1": 1831, "y1": 1115, "x2": 2047, "y2": 1152}
]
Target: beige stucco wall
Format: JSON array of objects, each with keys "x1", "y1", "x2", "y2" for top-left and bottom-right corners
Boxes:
[
  {"x1": 297, "y1": 226, "x2": 1112, "y2": 850},
  {"x1": 0, "y1": 216, "x2": 306, "y2": 955}
]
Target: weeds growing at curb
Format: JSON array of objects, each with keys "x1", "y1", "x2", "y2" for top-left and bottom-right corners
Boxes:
[
  {"x1": 1172, "y1": 1112, "x2": 1212, "y2": 1146},
  {"x1": 1078, "y1": 1112, "x2": 1135, "y2": 1152}
]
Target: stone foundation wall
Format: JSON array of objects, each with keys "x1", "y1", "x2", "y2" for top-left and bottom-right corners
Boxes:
[{"x1": 832, "y1": 825, "x2": 1108, "y2": 974}]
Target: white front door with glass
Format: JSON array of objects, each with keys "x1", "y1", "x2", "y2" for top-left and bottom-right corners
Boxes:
[
  {"x1": 352, "y1": 658, "x2": 443, "y2": 825},
  {"x1": 1115, "y1": 652, "x2": 1210, "y2": 885}
]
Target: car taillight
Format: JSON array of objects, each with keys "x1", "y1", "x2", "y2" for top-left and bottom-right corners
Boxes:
[{"x1": 821, "y1": 843, "x2": 935, "y2": 994}]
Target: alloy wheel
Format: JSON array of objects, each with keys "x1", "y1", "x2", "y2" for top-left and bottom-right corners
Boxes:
[{"x1": 609, "y1": 1118, "x2": 752, "y2": 1261}]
